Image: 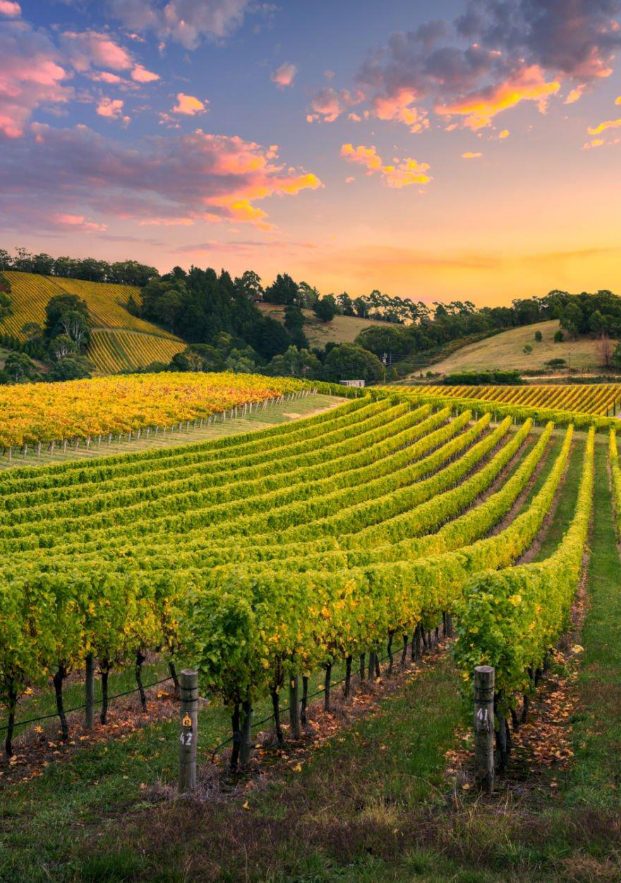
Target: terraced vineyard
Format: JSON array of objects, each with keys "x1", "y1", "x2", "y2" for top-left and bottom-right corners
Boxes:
[
  {"x1": 0, "y1": 385, "x2": 593, "y2": 764},
  {"x1": 0, "y1": 271, "x2": 183, "y2": 373}
]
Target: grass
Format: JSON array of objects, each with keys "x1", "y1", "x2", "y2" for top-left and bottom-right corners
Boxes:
[
  {"x1": 0, "y1": 393, "x2": 342, "y2": 471},
  {"x1": 424, "y1": 320, "x2": 606, "y2": 375},
  {"x1": 257, "y1": 302, "x2": 387, "y2": 347}
]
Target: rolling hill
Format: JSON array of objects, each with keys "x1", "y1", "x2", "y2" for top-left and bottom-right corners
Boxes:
[
  {"x1": 1, "y1": 271, "x2": 184, "y2": 374},
  {"x1": 257, "y1": 302, "x2": 388, "y2": 347},
  {"x1": 417, "y1": 319, "x2": 609, "y2": 376}
]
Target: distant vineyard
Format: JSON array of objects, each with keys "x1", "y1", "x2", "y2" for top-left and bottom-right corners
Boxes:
[
  {"x1": 0, "y1": 371, "x2": 306, "y2": 447},
  {"x1": 88, "y1": 329, "x2": 184, "y2": 374},
  {"x1": 0, "y1": 385, "x2": 592, "y2": 764},
  {"x1": 0, "y1": 271, "x2": 182, "y2": 374},
  {"x1": 396, "y1": 383, "x2": 621, "y2": 428},
  {"x1": 421, "y1": 383, "x2": 621, "y2": 415}
]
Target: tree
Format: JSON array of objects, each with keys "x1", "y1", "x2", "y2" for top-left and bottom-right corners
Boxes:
[
  {"x1": 48, "y1": 355, "x2": 92, "y2": 381},
  {"x1": 235, "y1": 270, "x2": 263, "y2": 301},
  {"x1": 611, "y1": 343, "x2": 621, "y2": 370},
  {"x1": 266, "y1": 345, "x2": 321, "y2": 378},
  {"x1": 355, "y1": 325, "x2": 411, "y2": 361},
  {"x1": 335, "y1": 292, "x2": 354, "y2": 316},
  {"x1": 534, "y1": 330, "x2": 543, "y2": 342},
  {"x1": 554, "y1": 330, "x2": 564, "y2": 343},
  {"x1": 3, "y1": 352, "x2": 38, "y2": 383},
  {"x1": 264, "y1": 273, "x2": 298, "y2": 305},
  {"x1": 44, "y1": 295, "x2": 89, "y2": 340},
  {"x1": 323, "y1": 343, "x2": 385, "y2": 383},
  {"x1": 225, "y1": 348, "x2": 256, "y2": 373},
  {"x1": 314, "y1": 295, "x2": 337, "y2": 323},
  {"x1": 59, "y1": 310, "x2": 91, "y2": 350},
  {"x1": 254, "y1": 317, "x2": 292, "y2": 360},
  {"x1": 297, "y1": 281, "x2": 319, "y2": 309},
  {"x1": 49, "y1": 334, "x2": 77, "y2": 361},
  {"x1": 523, "y1": 344, "x2": 533, "y2": 354}
]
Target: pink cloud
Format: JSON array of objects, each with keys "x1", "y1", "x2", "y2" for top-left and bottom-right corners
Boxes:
[
  {"x1": 0, "y1": 22, "x2": 71, "y2": 138},
  {"x1": 54, "y1": 213, "x2": 107, "y2": 232},
  {"x1": 372, "y1": 90, "x2": 429, "y2": 133},
  {"x1": 89, "y1": 71, "x2": 124, "y2": 85},
  {"x1": 0, "y1": 124, "x2": 322, "y2": 230},
  {"x1": 131, "y1": 63, "x2": 159, "y2": 83},
  {"x1": 462, "y1": 151, "x2": 483, "y2": 159},
  {"x1": 62, "y1": 31, "x2": 134, "y2": 73},
  {"x1": 271, "y1": 62, "x2": 297, "y2": 88},
  {"x1": 172, "y1": 92, "x2": 208, "y2": 115},
  {"x1": 340, "y1": 143, "x2": 431, "y2": 189},
  {"x1": 96, "y1": 97, "x2": 129, "y2": 123},
  {"x1": 435, "y1": 65, "x2": 560, "y2": 130},
  {"x1": 0, "y1": 1, "x2": 21, "y2": 16}
]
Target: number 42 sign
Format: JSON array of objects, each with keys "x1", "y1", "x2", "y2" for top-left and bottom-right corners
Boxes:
[{"x1": 180, "y1": 712, "x2": 193, "y2": 746}]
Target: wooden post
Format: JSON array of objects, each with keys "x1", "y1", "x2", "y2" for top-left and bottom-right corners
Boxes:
[
  {"x1": 179, "y1": 669, "x2": 198, "y2": 793},
  {"x1": 474, "y1": 665, "x2": 495, "y2": 794},
  {"x1": 85, "y1": 653, "x2": 95, "y2": 730},
  {"x1": 289, "y1": 675, "x2": 301, "y2": 739}
]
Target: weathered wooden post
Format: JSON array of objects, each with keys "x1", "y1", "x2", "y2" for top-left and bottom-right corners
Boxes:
[
  {"x1": 179, "y1": 669, "x2": 198, "y2": 793},
  {"x1": 474, "y1": 665, "x2": 495, "y2": 794},
  {"x1": 289, "y1": 675, "x2": 301, "y2": 739},
  {"x1": 85, "y1": 653, "x2": 95, "y2": 730}
]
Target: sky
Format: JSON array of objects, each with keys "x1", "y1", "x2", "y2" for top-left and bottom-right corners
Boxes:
[{"x1": 1, "y1": 0, "x2": 620, "y2": 306}]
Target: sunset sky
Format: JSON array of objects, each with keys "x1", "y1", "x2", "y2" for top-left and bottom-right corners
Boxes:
[{"x1": 1, "y1": 0, "x2": 620, "y2": 305}]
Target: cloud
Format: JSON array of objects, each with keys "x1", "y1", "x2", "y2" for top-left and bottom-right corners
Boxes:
[
  {"x1": 106, "y1": 0, "x2": 253, "y2": 50},
  {"x1": 60, "y1": 30, "x2": 159, "y2": 85},
  {"x1": 96, "y1": 97, "x2": 129, "y2": 123},
  {"x1": 498, "y1": 128, "x2": 510, "y2": 139},
  {"x1": 340, "y1": 143, "x2": 431, "y2": 189},
  {"x1": 307, "y1": 87, "x2": 363, "y2": 123},
  {"x1": 54, "y1": 213, "x2": 107, "y2": 232},
  {"x1": 436, "y1": 65, "x2": 560, "y2": 130},
  {"x1": 0, "y1": 124, "x2": 322, "y2": 231},
  {"x1": 309, "y1": 1, "x2": 621, "y2": 133},
  {"x1": 588, "y1": 117, "x2": 621, "y2": 135},
  {"x1": 131, "y1": 63, "x2": 160, "y2": 83},
  {"x1": 462, "y1": 151, "x2": 482, "y2": 158},
  {"x1": 0, "y1": 1, "x2": 20, "y2": 16},
  {"x1": 0, "y1": 21, "x2": 71, "y2": 138},
  {"x1": 271, "y1": 62, "x2": 297, "y2": 88},
  {"x1": 616, "y1": 96, "x2": 621, "y2": 105},
  {"x1": 62, "y1": 30, "x2": 134, "y2": 72},
  {"x1": 172, "y1": 92, "x2": 208, "y2": 115},
  {"x1": 565, "y1": 85, "x2": 586, "y2": 105}
]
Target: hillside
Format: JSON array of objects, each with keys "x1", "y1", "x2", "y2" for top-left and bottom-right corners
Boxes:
[
  {"x1": 423, "y1": 319, "x2": 608, "y2": 375},
  {"x1": 1, "y1": 271, "x2": 184, "y2": 374},
  {"x1": 257, "y1": 301, "x2": 388, "y2": 347}
]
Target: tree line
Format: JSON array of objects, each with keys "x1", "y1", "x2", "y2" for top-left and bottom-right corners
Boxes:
[{"x1": 2, "y1": 246, "x2": 621, "y2": 384}]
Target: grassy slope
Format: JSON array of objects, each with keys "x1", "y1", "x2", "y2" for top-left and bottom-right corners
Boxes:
[
  {"x1": 1, "y1": 272, "x2": 184, "y2": 374},
  {"x1": 425, "y1": 319, "x2": 605, "y2": 375},
  {"x1": 257, "y1": 302, "x2": 388, "y2": 347}
]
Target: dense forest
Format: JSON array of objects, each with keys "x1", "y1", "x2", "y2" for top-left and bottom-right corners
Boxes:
[{"x1": 2, "y1": 247, "x2": 621, "y2": 384}]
